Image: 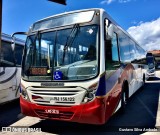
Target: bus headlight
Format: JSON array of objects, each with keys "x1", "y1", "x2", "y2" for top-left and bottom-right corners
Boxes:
[
  {"x1": 21, "y1": 84, "x2": 29, "y2": 101},
  {"x1": 83, "y1": 92, "x2": 94, "y2": 102},
  {"x1": 83, "y1": 82, "x2": 98, "y2": 103}
]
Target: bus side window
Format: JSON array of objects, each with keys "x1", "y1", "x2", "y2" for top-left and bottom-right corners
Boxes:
[
  {"x1": 105, "y1": 33, "x2": 119, "y2": 70},
  {"x1": 15, "y1": 44, "x2": 24, "y2": 66},
  {"x1": 1, "y1": 40, "x2": 14, "y2": 67}
]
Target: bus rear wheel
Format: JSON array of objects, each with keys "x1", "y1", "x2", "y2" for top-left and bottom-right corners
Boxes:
[
  {"x1": 120, "y1": 84, "x2": 128, "y2": 113},
  {"x1": 120, "y1": 91, "x2": 126, "y2": 112}
]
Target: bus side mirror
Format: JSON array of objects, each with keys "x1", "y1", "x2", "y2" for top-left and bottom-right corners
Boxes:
[
  {"x1": 11, "y1": 32, "x2": 28, "y2": 51},
  {"x1": 11, "y1": 32, "x2": 27, "y2": 65},
  {"x1": 105, "y1": 19, "x2": 114, "y2": 40},
  {"x1": 107, "y1": 24, "x2": 114, "y2": 40},
  {"x1": 11, "y1": 37, "x2": 16, "y2": 52}
]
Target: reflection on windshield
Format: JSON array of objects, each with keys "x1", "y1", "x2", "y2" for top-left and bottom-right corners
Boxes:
[
  {"x1": 32, "y1": 11, "x2": 95, "y2": 31},
  {"x1": 147, "y1": 57, "x2": 154, "y2": 64},
  {"x1": 22, "y1": 25, "x2": 99, "y2": 81}
]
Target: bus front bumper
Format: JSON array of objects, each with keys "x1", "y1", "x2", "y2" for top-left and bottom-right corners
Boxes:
[{"x1": 20, "y1": 96, "x2": 106, "y2": 125}]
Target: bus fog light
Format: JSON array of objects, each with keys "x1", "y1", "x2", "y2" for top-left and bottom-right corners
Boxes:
[{"x1": 83, "y1": 92, "x2": 95, "y2": 102}]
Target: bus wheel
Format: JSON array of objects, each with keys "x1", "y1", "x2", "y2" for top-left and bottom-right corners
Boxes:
[
  {"x1": 142, "y1": 74, "x2": 145, "y2": 88},
  {"x1": 120, "y1": 91, "x2": 126, "y2": 113},
  {"x1": 120, "y1": 84, "x2": 128, "y2": 113}
]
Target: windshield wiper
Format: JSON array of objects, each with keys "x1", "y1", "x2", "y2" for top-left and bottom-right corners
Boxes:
[
  {"x1": 32, "y1": 31, "x2": 40, "y2": 65},
  {"x1": 25, "y1": 31, "x2": 40, "y2": 77},
  {"x1": 62, "y1": 24, "x2": 80, "y2": 65}
]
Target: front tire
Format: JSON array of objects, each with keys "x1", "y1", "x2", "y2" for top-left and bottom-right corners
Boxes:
[{"x1": 142, "y1": 74, "x2": 145, "y2": 88}]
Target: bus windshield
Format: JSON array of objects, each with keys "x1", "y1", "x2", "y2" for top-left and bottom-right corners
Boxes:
[
  {"x1": 147, "y1": 57, "x2": 154, "y2": 64},
  {"x1": 22, "y1": 25, "x2": 99, "y2": 81}
]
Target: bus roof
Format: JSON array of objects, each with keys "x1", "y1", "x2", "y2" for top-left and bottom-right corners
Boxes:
[
  {"x1": 30, "y1": 8, "x2": 145, "y2": 52},
  {"x1": 34, "y1": 8, "x2": 105, "y2": 24}
]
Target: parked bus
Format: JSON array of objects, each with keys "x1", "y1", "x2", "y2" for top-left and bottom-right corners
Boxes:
[
  {"x1": 12, "y1": 8, "x2": 147, "y2": 124},
  {"x1": 146, "y1": 52, "x2": 155, "y2": 76},
  {"x1": 0, "y1": 33, "x2": 24, "y2": 104},
  {"x1": 148, "y1": 50, "x2": 160, "y2": 69}
]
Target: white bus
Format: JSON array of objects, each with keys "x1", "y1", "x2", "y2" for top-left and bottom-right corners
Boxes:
[
  {"x1": 13, "y1": 8, "x2": 147, "y2": 124},
  {"x1": 0, "y1": 33, "x2": 24, "y2": 104}
]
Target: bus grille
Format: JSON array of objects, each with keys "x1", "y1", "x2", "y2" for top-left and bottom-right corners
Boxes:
[
  {"x1": 30, "y1": 89, "x2": 80, "y2": 96},
  {"x1": 27, "y1": 87, "x2": 86, "y2": 106},
  {"x1": 34, "y1": 109, "x2": 74, "y2": 120}
]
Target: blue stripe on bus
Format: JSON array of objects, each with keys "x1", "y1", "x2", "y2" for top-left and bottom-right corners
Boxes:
[{"x1": 96, "y1": 74, "x2": 106, "y2": 96}]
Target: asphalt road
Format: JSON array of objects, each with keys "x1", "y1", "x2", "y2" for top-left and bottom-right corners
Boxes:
[
  {"x1": 0, "y1": 82, "x2": 160, "y2": 135},
  {"x1": 0, "y1": 99, "x2": 22, "y2": 128}
]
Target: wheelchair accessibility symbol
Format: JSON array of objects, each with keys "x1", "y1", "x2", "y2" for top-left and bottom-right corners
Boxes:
[{"x1": 54, "y1": 71, "x2": 63, "y2": 80}]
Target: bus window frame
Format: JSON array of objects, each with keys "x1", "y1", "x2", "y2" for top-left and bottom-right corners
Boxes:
[{"x1": 104, "y1": 19, "x2": 120, "y2": 70}]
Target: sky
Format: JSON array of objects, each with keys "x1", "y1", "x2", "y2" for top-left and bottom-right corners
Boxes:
[{"x1": 2, "y1": 0, "x2": 160, "y2": 51}]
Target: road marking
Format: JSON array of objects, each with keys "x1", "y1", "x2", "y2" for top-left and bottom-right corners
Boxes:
[
  {"x1": 10, "y1": 116, "x2": 41, "y2": 127},
  {"x1": 155, "y1": 71, "x2": 160, "y2": 78},
  {"x1": 138, "y1": 92, "x2": 160, "y2": 135},
  {"x1": 146, "y1": 81, "x2": 160, "y2": 83},
  {"x1": 155, "y1": 91, "x2": 160, "y2": 128},
  {"x1": 137, "y1": 97, "x2": 156, "y2": 119},
  {"x1": 0, "y1": 116, "x2": 56, "y2": 135}
]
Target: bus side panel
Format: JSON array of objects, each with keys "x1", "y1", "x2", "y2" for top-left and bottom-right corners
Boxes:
[
  {"x1": 104, "y1": 69, "x2": 123, "y2": 122},
  {"x1": 0, "y1": 67, "x2": 21, "y2": 104},
  {"x1": 104, "y1": 64, "x2": 135, "y2": 122},
  {"x1": 104, "y1": 84, "x2": 121, "y2": 121}
]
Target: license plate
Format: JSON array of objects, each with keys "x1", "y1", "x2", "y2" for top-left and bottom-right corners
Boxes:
[
  {"x1": 51, "y1": 97, "x2": 75, "y2": 102},
  {"x1": 45, "y1": 109, "x2": 59, "y2": 114}
]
